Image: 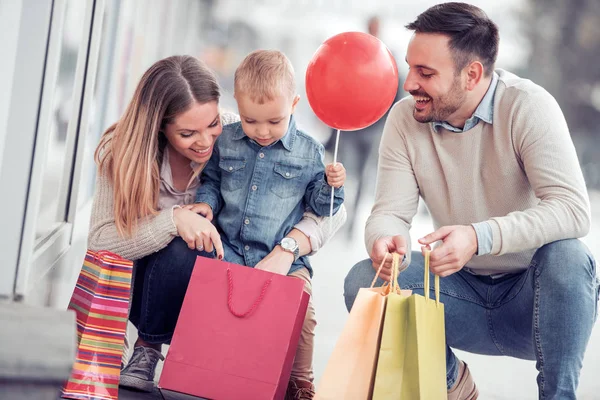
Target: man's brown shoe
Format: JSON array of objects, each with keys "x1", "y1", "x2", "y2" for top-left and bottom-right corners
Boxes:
[
  {"x1": 447, "y1": 360, "x2": 479, "y2": 400},
  {"x1": 285, "y1": 378, "x2": 315, "y2": 400}
]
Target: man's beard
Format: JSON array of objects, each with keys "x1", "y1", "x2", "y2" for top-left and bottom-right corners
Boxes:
[{"x1": 411, "y1": 77, "x2": 466, "y2": 124}]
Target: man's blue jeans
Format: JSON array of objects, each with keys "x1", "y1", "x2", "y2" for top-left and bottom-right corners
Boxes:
[{"x1": 343, "y1": 239, "x2": 599, "y2": 399}]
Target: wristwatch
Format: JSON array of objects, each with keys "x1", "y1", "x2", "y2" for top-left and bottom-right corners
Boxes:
[{"x1": 277, "y1": 237, "x2": 300, "y2": 262}]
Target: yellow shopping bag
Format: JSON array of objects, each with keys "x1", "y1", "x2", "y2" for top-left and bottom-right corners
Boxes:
[
  {"x1": 373, "y1": 249, "x2": 447, "y2": 400},
  {"x1": 315, "y1": 256, "x2": 409, "y2": 400}
]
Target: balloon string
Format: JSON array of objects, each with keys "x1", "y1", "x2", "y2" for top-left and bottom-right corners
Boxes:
[{"x1": 329, "y1": 129, "x2": 341, "y2": 219}]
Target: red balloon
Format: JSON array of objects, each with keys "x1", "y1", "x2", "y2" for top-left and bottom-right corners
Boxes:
[{"x1": 306, "y1": 32, "x2": 399, "y2": 131}]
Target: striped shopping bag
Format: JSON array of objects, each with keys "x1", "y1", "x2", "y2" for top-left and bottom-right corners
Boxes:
[{"x1": 62, "y1": 250, "x2": 133, "y2": 400}]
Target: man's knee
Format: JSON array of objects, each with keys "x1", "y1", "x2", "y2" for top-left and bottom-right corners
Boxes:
[
  {"x1": 533, "y1": 239, "x2": 596, "y2": 286},
  {"x1": 343, "y1": 259, "x2": 374, "y2": 312}
]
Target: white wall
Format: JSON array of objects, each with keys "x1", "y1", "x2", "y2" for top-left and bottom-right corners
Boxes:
[{"x1": 0, "y1": 1, "x2": 23, "y2": 179}]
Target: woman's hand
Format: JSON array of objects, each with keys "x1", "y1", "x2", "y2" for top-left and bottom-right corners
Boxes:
[
  {"x1": 255, "y1": 246, "x2": 294, "y2": 275},
  {"x1": 173, "y1": 207, "x2": 223, "y2": 259}
]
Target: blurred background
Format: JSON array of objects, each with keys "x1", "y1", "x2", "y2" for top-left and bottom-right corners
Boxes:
[{"x1": 0, "y1": 0, "x2": 598, "y2": 399}]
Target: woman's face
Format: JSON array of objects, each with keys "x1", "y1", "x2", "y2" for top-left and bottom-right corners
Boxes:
[{"x1": 163, "y1": 101, "x2": 222, "y2": 164}]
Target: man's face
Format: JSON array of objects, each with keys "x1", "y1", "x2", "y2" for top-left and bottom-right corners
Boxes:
[{"x1": 403, "y1": 33, "x2": 467, "y2": 124}]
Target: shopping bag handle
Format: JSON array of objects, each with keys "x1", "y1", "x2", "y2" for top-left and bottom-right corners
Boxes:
[
  {"x1": 227, "y1": 268, "x2": 272, "y2": 318},
  {"x1": 423, "y1": 249, "x2": 441, "y2": 307},
  {"x1": 370, "y1": 252, "x2": 401, "y2": 295},
  {"x1": 89, "y1": 249, "x2": 127, "y2": 263}
]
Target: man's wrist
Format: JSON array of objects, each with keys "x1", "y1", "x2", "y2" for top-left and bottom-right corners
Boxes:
[{"x1": 471, "y1": 222, "x2": 493, "y2": 255}]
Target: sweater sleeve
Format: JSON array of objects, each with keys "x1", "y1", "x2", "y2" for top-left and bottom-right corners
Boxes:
[
  {"x1": 293, "y1": 204, "x2": 347, "y2": 254},
  {"x1": 365, "y1": 103, "x2": 420, "y2": 265},
  {"x1": 87, "y1": 170, "x2": 178, "y2": 261},
  {"x1": 487, "y1": 89, "x2": 591, "y2": 255}
]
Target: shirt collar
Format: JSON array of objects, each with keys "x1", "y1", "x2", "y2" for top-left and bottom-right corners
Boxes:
[
  {"x1": 231, "y1": 114, "x2": 297, "y2": 151},
  {"x1": 432, "y1": 71, "x2": 499, "y2": 133},
  {"x1": 160, "y1": 146, "x2": 200, "y2": 193}
]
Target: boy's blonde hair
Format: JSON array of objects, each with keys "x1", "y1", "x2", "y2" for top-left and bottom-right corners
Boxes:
[{"x1": 234, "y1": 49, "x2": 296, "y2": 103}]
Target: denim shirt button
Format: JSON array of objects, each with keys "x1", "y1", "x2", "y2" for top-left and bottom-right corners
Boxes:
[
  {"x1": 259, "y1": 153, "x2": 265, "y2": 159},
  {"x1": 285, "y1": 172, "x2": 290, "y2": 177},
  {"x1": 251, "y1": 185, "x2": 257, "y2": 191},
  {"x1": 244, "y1": 245, "x2": 250, "y2": 251},
  {"x1": 228, "y1": 166, "x2": 233, "y2": 171},
  {"x1": 244, "y1": 218, "x2": 250, "y2": 225}
]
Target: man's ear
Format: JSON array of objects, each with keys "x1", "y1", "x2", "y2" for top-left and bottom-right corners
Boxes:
[
  {"x1": 291, "y1": 95, "x2": 301, "y2": 113},
  {"x1": 465, "y1": 61, "x2": 484, "y2": 91}
]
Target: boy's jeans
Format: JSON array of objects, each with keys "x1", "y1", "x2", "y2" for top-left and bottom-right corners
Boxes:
[
  {"x1": 343, "y1": 239, "x2": 599, "y2": 400},
  {"x1": 288, "y1": 267, "x2": 317, "y2": 383}
]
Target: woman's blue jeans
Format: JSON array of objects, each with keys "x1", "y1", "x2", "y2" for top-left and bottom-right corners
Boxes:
[
  {"x1": 343, "y1": 239, "x2": 599, "y2": 399},
  {"x1": 129, "y1": 237, "x2": 213, "y2": 344}
]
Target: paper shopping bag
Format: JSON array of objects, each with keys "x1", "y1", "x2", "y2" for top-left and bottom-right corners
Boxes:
[
  {"x1": 62, "y1": 250, "x2": 133, "y2": 400},
  {"x1": 373, "y1": 249, "x2": 447, "y2": 400},
  {"x1": 159, "y1": 256, "x2": 309, "y2": 400},
  {"x1": 315, "y1": 254, "x2": 410, "y2": 400}
]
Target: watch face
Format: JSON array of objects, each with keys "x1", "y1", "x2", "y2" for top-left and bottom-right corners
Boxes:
[{"x1": 281, "y1": 237, "x2": 296, "y2": 250}]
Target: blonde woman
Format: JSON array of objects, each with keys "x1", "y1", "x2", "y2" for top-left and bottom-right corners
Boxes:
[{"x1": 88, "y1": 55, "x2": 346, "y2": 392}]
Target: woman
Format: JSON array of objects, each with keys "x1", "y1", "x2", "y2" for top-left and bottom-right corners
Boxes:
[{"x1": 88, "y1": 55, "x2": 346, "y2": 392}]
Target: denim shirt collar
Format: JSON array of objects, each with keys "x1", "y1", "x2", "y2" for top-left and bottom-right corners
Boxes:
[
  {"x1": 231, "y1": 114, "x2": 297, "y2": 151},
  {"x1": 432, "y1": 71, "x2": 499, "y2": 133}
]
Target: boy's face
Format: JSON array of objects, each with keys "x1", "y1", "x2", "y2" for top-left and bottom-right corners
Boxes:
[{"x1": 236, "y1": 92, "x2": 300, "y2": 147}]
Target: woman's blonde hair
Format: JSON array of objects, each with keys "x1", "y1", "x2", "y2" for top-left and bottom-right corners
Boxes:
[{"x1": 95, "y1": 55, "x2": 220, "y2": 237}]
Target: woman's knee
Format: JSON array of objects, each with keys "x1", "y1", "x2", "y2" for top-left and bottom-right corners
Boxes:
[{"x1": 155, "y1": 237, "x2": 205, "y2": 271}]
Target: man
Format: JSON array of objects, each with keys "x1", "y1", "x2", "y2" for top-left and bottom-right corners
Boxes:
[{"x1": 343, "y1": 3, "x2": 598, "y2": 399}]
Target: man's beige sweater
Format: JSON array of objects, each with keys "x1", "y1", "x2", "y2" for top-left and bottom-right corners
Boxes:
[{"x1": 366, "y1": 69, "x2": 591, "y2": 275}]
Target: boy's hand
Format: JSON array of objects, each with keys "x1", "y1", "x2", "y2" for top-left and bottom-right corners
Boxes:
[
  {"x1": 255, "y1": 246, "x2": 294, "y2": 276},
  {"x1": 325, "y1": 162, "x2": 346, "y2": 188},
  {"x1": 182, "y1": 203, "x2": 213, "y2": 221}
]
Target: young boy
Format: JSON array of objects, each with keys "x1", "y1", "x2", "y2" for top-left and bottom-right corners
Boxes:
[{"x1": 189, "y1": 49, "x2": 345, "y2": 398}]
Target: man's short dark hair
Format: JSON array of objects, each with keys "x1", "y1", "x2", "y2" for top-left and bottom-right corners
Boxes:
[{"x1": 406, "y1": 2, "x2": 499, "y2": 77}]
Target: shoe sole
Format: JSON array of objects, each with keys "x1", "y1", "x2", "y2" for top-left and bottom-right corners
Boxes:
[{"x1": 119, "y1": 374, "x2": 155, "y2": 392}]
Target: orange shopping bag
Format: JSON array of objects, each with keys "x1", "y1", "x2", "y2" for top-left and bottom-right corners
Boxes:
[{"x1": 315, "y1": 254, "x2": 410, "y2": 400}]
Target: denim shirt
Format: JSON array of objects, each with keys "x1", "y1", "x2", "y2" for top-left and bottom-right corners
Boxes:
[{"x1": 196, "y1": 116, "x2": 344, "y2": 275}]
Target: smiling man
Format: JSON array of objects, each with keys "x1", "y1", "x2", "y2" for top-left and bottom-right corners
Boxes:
[{"x1": 343, "y1": 3, "x2": 598, "y2": 400}]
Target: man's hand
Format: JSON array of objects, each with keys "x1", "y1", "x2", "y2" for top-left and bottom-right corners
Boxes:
[
  {"x1": 418, "y1": 225, "x2": 478, "y2": 277},
  {"x1": 255, "y1": 245, "x2": 294, "y2": 276},
  {"x1": 182, "y1": 202, "x2": 213, "y2": 221},
  {"x1": 370, "y1": 235, "x2": 408, "y2": 281}
]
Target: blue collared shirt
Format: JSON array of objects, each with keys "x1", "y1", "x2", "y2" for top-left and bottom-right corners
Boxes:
[
  {"x1": 433, "y1": 72, "x2": 499, "y2": 255},
  {"x1": 196, "y1": 116, "x2": 344, "y2": 275},
  {"x1": 432, "y1": 72, "x2": 498, "y2": 133}
]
